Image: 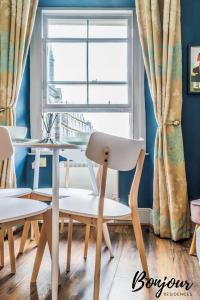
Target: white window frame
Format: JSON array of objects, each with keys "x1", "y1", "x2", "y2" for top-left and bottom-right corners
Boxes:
[{"x1": 30, "y1": 8, "x2": 145, "y2": 142}]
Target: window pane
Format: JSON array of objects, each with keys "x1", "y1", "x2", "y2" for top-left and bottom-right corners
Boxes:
[
  {"x1": 60, "y1": 113, "x2": 93, "y2": 137},
  {"x1": 47, "y1": 43, "x2": 86, "y2": 81},
  {"x1": 47, "y1": 84, "x2": 87, "y2": 104},
  {"x1": 89, "y1": 19, "x2": 128, "y2": 38},
  {"x1": 58, "y1": 112, "x2": 129, "y2": 138},
  {"x1": 43, "y1": 112, "x2": 130, "y2": 141},
  {"x1": 89, "y1": 43, "x2": 127, "y2": 81},
  {"x1": 89, "y1": 85, "x2": 128, "y2": 105},
  {"x1": 48, "y1": 19, "x2": 87, "y2": 38},
  {"x1": 83, "y1": 113, "x2": 130, "y2": 137}
]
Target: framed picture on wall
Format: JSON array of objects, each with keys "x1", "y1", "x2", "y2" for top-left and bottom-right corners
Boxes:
[{"x1": 188, "y1": 45, "x2": 200, "y2": 94}]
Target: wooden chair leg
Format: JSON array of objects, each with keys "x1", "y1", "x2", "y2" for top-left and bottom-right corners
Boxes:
[
  {"x1": 31, "y1": 223, "x2": 47, "y2": 283},
  {"x1": 31, "y1": 221, "x2": 40, "y2": 245},
  {"x1": 131, "y1": 210, "x2": 149, "y2": 278},
  {"x1": 31, "y1": 210, "x2": 51, "y2": 283},
  {"x1": 102, "y1": 223, "x2": 114, "y2": 258},
  {"x1": 84, "y1": 224, "x2": 91, "y2": 259},
  {"x1": 93, "y1": 220, "x2": 103, "y2": 300},
  {"x1": 18, "y1": 221, "x2": 31, "y2": 254},
  {"x1": 31, "y1": 209, "x2": 61, "y2": 284},
  {"x1": 189, "y1": 224, "x2": 199, "y2": 256},
  {"x1": 19, "y1": 220, "x2": 39, "y2": 254},
  {"x1": 66, "y1": 218, "x2": 73, "y2": 272},
  {"x1": 60, "y1": 218, "x2": 65, "y2": 234},
  {"x1": 0, "y1": 229, "x2": 4, "y2": 268},
  {"x1": 97, "y1": 164, "x2": 113, "y2": 257},
  {"x1": 8, "y1": 228, "x2": 16, "y2": 274}
]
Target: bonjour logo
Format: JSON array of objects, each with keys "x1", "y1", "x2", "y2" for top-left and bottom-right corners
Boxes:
[{"x1": 132, "y1": 271, "x2": 193, "y2": 298}]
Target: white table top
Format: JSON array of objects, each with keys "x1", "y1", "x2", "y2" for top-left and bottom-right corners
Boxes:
[{"x1": 13, "y1": 139, "x2": 81, "y2": 150}]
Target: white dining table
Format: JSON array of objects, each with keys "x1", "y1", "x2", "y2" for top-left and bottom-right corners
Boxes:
[
  {"x1": 14, "y1": 139, "x2": 113, "y2": 300},
  {"x1": 14, "y1": 140, "x2": 80, "y2": 300}
]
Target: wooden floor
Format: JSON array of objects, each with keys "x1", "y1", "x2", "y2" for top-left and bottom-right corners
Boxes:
[{"x1": 0, "y1": 225, "x2": 199, "y2": 300}]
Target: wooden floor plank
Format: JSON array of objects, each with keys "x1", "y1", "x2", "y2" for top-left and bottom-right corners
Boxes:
[{"x1": 0, "y1": 225, "x2": 199, "y2": 300}]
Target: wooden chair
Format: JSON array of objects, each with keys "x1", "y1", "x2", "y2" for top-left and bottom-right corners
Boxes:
[
  {"x1": 0, "y1": 197, "x2": 49, "y2": 274},
  {"x1": 0, "y1": 126, "x2": 40, "y2": 253},
  {"x1": 0, "y1": 127, "x2": 41, "y2": 257},
  {"x1": 0, "y1": 188, "x2": 36, "y2": 268},
  {"x1": 28, "y1": 149, "x2": 113, "y2": 259},
  {"x1": 31, "y1": 131, "x2": 149, "y2": 300},
  {"x1": 0, "y1": 127, "x2": 49, "y2": 274}
]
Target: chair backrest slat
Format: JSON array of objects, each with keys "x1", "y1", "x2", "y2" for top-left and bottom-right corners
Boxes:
[
  {"x1": 86, "y1": 131, "x2": 144, "y2": 171},
  {"x1": 0, "y1": 127, "x2": 14, "y2": 161}
]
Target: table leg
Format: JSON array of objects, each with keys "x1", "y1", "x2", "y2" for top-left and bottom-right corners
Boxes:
[
  {"x1": 33, "y1": 149, "x2": 40, "y2": 190},
  {"x1": 86, "y1": 158, "x2": 98, "y2": 196},
  {"x1": 31, "y1": 149, "x2": 41, "y2": 241},
  {"x1": 52, "y1": 149, "x2": 60, "y2": 300}
]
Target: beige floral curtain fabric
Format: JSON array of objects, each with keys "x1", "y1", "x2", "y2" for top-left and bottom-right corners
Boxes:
[
  {"x1": 135, "y1": 0, "x2": 190, "y2": 240},
  {"x1": 0, "y1": 0, "x2": 38, "y2": 187}
]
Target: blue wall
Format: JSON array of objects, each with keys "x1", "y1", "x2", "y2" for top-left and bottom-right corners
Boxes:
[
  {"x1": 181, "y1": 0, "x2": 200, "y2": 201},
  {"x1": 26, "y1": 155, "x2": 66, "y2": 188},
  {"x1": 39, "y1": 0, "x2": 135, "y2": 7}
]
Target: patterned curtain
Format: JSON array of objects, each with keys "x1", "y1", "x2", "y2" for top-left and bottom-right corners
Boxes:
[
  {"x1": 135, "y1": 0, "x2": 190, "y2": 241},
  {"x1": 0, "y1": 0, "x2": 38, "y2": 188}
]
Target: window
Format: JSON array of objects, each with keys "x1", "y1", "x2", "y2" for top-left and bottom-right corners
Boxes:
[
  {"x1": 30, "y1": 9, "x2": 145, "y2": 140},
  {"x1": 44, "y1": 13, "x2": 131, "y2": 109}
]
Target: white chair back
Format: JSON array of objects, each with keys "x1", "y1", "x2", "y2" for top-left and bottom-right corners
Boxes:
[
  {"x1": 86, "y1": 131, "x2": 144, "y2": 171},
  {"x1": 0, "y1": 127, "x2": 14, "y2": 161}
]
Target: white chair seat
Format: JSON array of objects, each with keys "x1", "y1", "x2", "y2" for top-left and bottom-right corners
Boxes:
[
  {"x1": 59, "y1": 195, "x2": 131, "y2": 219},
  {"x1": 0, "y1": 188, "x2": 32, "y2": 198},
  {"x1": 33, "y1": 188, "x2": 93, "y2": 198},
  {"x1": 0, "y1": 197, "x2": 48, "y2": 223}
]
